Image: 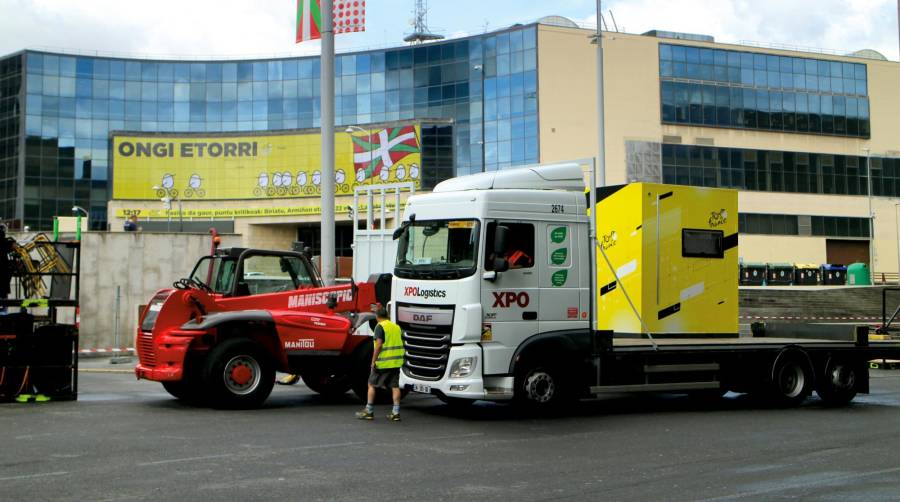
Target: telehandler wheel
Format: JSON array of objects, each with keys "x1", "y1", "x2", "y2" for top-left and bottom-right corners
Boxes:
[
  {"x1": 299, "y1": 370, "x2": 352, "y2": 398},
  {"x1": 816, "y1": 358, "x2": 859, "y2": 407},
  {"x1": 203, "y1": 338, "x2": 274, "y2": 409},
  {"x1": 765, "y1": 352, "x2": 813, "y2": 407}
]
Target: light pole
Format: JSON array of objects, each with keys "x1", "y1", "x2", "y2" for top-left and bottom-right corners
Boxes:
[
  {"x1": 153, "y1": 185, "x2": 183, "y2": 233},
  {"x1": 71, "y1": 205, "x2": 88, "y2": 240},
  {"x1": 864, "y1": 147, "x2": 874, "y2": 281},
  {"x1": 473, "y1": 64, "x2": 486, "y2": 172},
  {"x1": 345, "y1": 125, "x2": 372, "y2": 183}
]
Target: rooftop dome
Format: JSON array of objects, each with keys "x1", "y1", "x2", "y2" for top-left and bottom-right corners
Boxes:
[
  {"x1": 537, "y1": 15, "x2": 580, "y2": 29},
  {"x1": 848, "y1": 49, "x2": 887, "y2": 61}
]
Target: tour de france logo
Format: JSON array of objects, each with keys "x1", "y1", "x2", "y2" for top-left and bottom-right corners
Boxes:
[
  {"x1": 708, "y1": 209, "x2": 728, "y2": 227},
  {"x1": 600, "y1": 230, "x2": 617, "y2": 250}
]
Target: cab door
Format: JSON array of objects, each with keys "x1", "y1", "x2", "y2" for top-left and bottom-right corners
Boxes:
[{"x1": 480, "y1": 220, "x2": 539, "y2": 376}]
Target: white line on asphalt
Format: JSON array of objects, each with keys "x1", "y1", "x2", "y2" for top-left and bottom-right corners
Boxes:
[
  {"x1": 138, "y1": 441, "x2": 367, "y2": 466},
  {"x1": 282, "y1": 441, "x2": 367, "y2": 452},
  {"x1": 138, "y1": 453, "x2": 234, "y2": 466},
  {"x1": 695, "y1": 465, "x2": 900, "y2": 501},
  {"x1": 0, "y1": 471, "x2": 68, "y2": 481}
]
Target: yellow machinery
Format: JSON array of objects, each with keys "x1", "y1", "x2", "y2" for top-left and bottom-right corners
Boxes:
[{"x1": 595, "y1": 183, "x2": 738, "y2": 336}]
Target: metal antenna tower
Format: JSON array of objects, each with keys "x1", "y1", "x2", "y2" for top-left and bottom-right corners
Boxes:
[{"x1": 404, "y1": 0, "x2": 444, "y2": 44}]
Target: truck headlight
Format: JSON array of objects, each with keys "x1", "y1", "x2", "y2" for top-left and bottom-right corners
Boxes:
[{"x1": 449, "y1": 357, "x2": 477, "y2": 378}]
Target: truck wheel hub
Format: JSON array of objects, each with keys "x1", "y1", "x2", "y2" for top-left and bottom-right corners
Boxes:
[
  {"x1": 829, "y1": 365, "x2": 855, "y2": 390},
  {"x1": 778, "y1": 365, "x2": 805, "y2": 398},
  {"x1": 224, "y1": 355, "x2": 260, "y2": 394},
  {"x1": 524, "y1": 371, "x2": 555, "y2": 403}
]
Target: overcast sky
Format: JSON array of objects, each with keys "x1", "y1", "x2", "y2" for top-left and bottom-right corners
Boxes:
[{"x1": 1, "y1": 0, "x2": 898, "y2": 61}]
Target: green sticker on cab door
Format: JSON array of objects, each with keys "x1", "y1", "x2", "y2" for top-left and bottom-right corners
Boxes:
[
  {"x1": 550, "y1": 248, "x2": 568, "y2": 265},
  {"x1": 551, "y1": 269, "x2": 568, "y2": 287},
  {"x1": 550, "y1": 227, "x2": 567, "y2": 243}
]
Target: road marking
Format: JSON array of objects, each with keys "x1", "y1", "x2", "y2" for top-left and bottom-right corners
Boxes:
[
  {"x1": 138, "y1": 453, "x2": 234, "y2": 466},
  {"x1": 696, "y1": 465, "x2": 900, "y2": 501},
  {"x1": 139, "y1": 441, "x2": 367, "y2": 466},
  {"x1": 0, "y1": 471, "x2": 68, "y2": 481}
]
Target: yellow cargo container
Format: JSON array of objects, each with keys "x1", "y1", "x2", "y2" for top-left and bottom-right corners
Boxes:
[{"x1": 594, "y1": 183, "x2": 738, "y2": 337}]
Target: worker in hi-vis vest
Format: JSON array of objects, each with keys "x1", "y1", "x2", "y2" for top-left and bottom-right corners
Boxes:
[{"x1": 356, "y1": 306, "x2": 405, "y2": 421}]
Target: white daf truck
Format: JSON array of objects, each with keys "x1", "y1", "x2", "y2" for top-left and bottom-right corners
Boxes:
[{"x1": 392, "y1": 162, "x2": 900, "y2": 409}]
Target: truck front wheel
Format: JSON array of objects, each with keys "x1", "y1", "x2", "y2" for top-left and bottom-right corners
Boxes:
[
  {"x1": 515, "y1": 361, "x2": 571, "y2": 410},
  {"x1": 203, "y1": 338, "x2": 274, "y2": 409}
]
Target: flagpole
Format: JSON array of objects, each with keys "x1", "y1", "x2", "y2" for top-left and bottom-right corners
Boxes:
[{"x1": 320, "y1": 0, "x2": 336, "y2": 285}]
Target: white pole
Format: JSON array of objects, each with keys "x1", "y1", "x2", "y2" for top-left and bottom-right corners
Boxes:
[
  {"x1": 895, "y1": 203, "x2": 900, "y2": 284},
  {"x1": 320, "y1": 0, "x2": 336, "y2": 284},
  {"x1": 595, "y1": 0, "x2": 607, "y2": 187},
  {"x1": 865, "y1": 148, "x2": 874, "y2": 281}
]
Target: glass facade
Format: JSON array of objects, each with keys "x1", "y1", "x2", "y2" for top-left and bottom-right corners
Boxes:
[
  {"x1": 659, "y1": 44, "x2": 870, "y2": 137},
  {"x1": 8, "y1": 25, "x2": 539, "y2": 230},
  {"x1": 739, "y1": 212, "x2": 870, "y2": 238},
  {"x1": 0, "y1": 54, "x2": 21, "y2": 226},
  {"x1": 660, "y1": 144, "x2": 900, "y2": 197}
]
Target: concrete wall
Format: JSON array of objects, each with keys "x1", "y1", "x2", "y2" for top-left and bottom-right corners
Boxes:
[{"x1": 75, "y1": 231, "x2": 242, "y2": 350}]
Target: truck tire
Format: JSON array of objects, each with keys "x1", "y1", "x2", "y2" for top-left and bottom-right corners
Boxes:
[
  {"x1": 300, "y1": 370, "x2": 351, "y2": 398},
  {"x1": 514, "y1": 360, "x2": 571, "y2": 410},
  {"x1": 765, "y1": 352, "x2": 813, "y2": 407},
  {"x1": 202, "y1": 338, "x2": 274, "y2": 409},
  {"x1": 815, "y1": 358, "x2": 859, "y2": 406}
]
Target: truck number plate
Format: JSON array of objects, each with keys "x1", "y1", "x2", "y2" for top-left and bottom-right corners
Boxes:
[{"x1": 412, "y1": 383, "x2": 431, "y2": 394}]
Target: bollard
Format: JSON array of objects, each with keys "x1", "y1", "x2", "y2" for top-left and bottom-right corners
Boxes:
[{"x1": 110, "y1": 285, "x2": 132, "y2": 364}]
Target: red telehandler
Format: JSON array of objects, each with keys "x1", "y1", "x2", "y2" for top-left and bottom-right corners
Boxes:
[{"x1": 135, "y1": 238, "x2": 391, "y2": 409}]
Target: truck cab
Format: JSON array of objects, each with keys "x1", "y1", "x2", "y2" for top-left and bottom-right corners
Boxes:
[{"x1": 395, "y1": 163, "x2": 591, "y2": 402}]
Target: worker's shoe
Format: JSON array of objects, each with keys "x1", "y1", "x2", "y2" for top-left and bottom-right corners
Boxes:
[
  {"x1": 387, "y1": 412, "x2": 401, "y2": 422},
  {"x1": 34, "y1": 394, "x2": 50, "y2": 402},
  {"x1": 355, "y1": 409, "x2": 374, "y2": 420},
  {"x1": 277, "y1": 374, "x2": 300, "y2": 385},
  {"x1": 14, "y1": 394, "x2": 33, "y2": 403}
]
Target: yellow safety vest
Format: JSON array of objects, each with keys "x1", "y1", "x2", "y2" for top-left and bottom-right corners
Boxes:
[{"x1": 375, "y1": 319, "x2": 404, "y2": 370}]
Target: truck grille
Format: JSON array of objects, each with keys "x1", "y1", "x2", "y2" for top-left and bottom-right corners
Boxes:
[
  {"x1": 138, "y1": 331, "x2": 157, "y2": 367},
  {"x1": 400, "y1": 322, "x2": 452, "y2": 381}
]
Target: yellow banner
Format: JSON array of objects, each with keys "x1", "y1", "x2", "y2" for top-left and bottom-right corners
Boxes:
[
  {"x1": 112, "y1": 125, "x2": 422, "y2": 200},
  {"x1": 116, "y1": 201, "x2": 405, "y2": 219}
]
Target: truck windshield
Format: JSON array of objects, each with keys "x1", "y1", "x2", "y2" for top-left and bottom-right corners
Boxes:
[
  {"x1": 395, "y1": 219, "x2": 479, "y2": 279},
  {"x1": 189, "y1": 256, "x2": 237, "y2": 293}
]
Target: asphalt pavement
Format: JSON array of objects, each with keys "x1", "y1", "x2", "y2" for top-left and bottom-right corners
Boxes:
[{"x1": 2, "y1": 359, "x2": 900, "y2": 501}]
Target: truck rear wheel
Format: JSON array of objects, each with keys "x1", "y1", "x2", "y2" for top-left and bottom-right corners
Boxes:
[
  {"x1": 816, "y1": 358, "x2": 859, "y2": 406},
  {"x1": 765, "y1": 352, "x2": 813, "y2": 407},
  {"x1": 203, "y1": 338, "x2": 274, "y2": 409}
]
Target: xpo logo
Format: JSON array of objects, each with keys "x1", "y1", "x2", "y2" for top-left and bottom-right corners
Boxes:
[{"x1": 492, "y1": 291, "x2": 530, "y2": 308}]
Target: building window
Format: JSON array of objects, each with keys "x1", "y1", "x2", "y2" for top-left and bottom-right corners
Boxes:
[
  {"x1": 739, "y1": 213, "x2": 869, "y2": 238},
  {"x1": 660, "y1": 144, "x2": 898, "y2": 198},
  {"x1": 659, "y1": 44, "x2": 869, "y2": 139}
]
